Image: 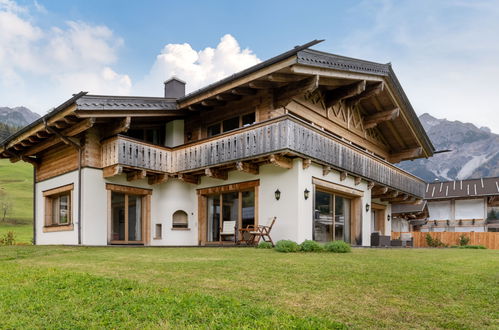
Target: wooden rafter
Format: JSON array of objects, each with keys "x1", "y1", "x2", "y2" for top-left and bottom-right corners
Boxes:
[
  {"x1": 269, "y1": 154, "x2": 293, "y2": 169},
  {"x1": 44, "y1": 124, "x2": 81, "y2": 150},
  {"x1": 364, "y1": 108, "x2": 400, "y2": 129},
  {"x1": 323, "y1": 165, "x2": 332, "y2": 176},
  {"x1": 274, "y1": 75, "x2": 319, "y2": 108},
  {"x1": 178, "y1": 173, "x2": 200, "y2": 185},
  {"x1": 216, "y1": 94, "x2": 241, "y2": 101},
  {"x1": 354, "y1": 176, "x2": 362, "y2": 186},
  {"x1": 340, "y1": 171, "x2": 347, "y2": 181},
  {"x1": 205, "y1": 168, "x2": 228, "y2": 180},
  {"x1": 201, "y1": 99, "x2": 226, "y2": 107},
  {"x1": 231, "y1": 87, "x2": 257, "y2": 96},
  {"x1": 266, "y1": 73, "x2": 302, "y2": 82},
  {"x1": 148, "y1": 173, "x2": 169, "y2": 185},
  {"x1": 324, "y1": 80, "x2": 366, "y2": 108},
  {"x1": 101, "y1": 117, "x2": 131, "y2": 139},
  {"x1": 345, "y1": 82, "x2": 384, "y2": 107},
  {"x1": 103, "y1": 165, "x2": 122, "y2": 178},
  {"x1": 236, "y1": 161, "x2": 259, "y2": 175},
  {"x1": 302, "y1": 158, "x2": 312, "y2": 169},
  {"x1": 127, "y1": 169, "x2": 147, "y2": 182},
  {"x1": 248, "y1": 80, "x2": 282, "y2": 89}
]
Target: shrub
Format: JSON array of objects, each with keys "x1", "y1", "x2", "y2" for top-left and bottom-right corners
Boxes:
[
  {"x1": 300, "y1": 240, "x2": 324, "y2": 252},
  {"x1": 460, "y1": 245, "x2": 486, "y2": 249},
  {"x1": 324, "y1": 240, "x2": 351, "y2": 253},
  {"x1": 274, "y1": 240, "x2": 300, "y2": 253},
  {"x1": 256, "y1": 241, "x2": 273, "y2": 249},
  {"x1": 425, "y1": 233, "x2": 447, "y2": 247},
  {"x1": 458, "y1": 234, "x2": 470, "y2": 246},
  {"x1": 0, "y1": 231, "x2": 15, "y2": 246}
]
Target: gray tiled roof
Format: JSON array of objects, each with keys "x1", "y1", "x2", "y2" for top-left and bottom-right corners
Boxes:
[
  {"x1": 392, "y1": 201, "x2": 427, "y2": 214},
  {"x1": 76, "y1": 95, "x2": 178, "y2": 111},
  {"x1": 425, "y1": 177, "x2": 499, "y2": 199}
]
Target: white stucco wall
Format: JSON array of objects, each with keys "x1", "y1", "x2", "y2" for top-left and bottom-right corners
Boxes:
[
  {"x1": 455, "y1": 198, "x2": 485, "y2": 219},
  {"x1": 35, "y1": 171, "x2": 79, "y2": 245},
  {"x1": 428, "y1": 201, "x2": 452, "y2": 220},
  {"x1": 165, "y1": 120, "x2": 184, "y2": 147}
]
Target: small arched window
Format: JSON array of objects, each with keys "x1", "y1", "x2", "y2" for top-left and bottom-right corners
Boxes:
[{"x1": 172, "y1": 210, "x2": 188, "y2": 229}]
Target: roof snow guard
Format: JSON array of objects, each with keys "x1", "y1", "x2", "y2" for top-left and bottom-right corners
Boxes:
[
  {"x1": 426, "y1": 177, "x2": 499, "y2": 199},
  {"x1": 76, "y1": 95, "x2": 177, "y2": 111}
]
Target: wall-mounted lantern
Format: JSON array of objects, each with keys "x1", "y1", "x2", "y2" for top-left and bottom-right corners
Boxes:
[
  {"x1": 387, "y1": 214, "x2": 391, "y2": 222},
  {"x1": 365, "y1": 203, "x2": 370, "y2": 212},
  {"x1": 274, "y1": 189, "x2": 281, "y2": 201},
  {"x1": 304, "y1": 188, "x2": 310, "y2": 200}
]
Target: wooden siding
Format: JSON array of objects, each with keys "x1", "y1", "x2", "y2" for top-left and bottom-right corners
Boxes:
[
  {"x1": 36, "y1": 144, "x2": 78, "y2": 182},
  {"x1": 393, "y1": 231, "x2": 499, "y2": 250},
  {"x1": 101, "y1": 115, "x2": 426, "y2": 197}
]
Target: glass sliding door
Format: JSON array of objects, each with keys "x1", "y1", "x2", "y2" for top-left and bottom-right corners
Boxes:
[
  {"x1": 207, "y1": 195, "x2": 221, "y2": 242},
  {"x1": 111, "y1": 192, "x2": 144, "y2": 244},
  {"x1": 314, "y1": 189, "x2": 351, "y2": 243}
]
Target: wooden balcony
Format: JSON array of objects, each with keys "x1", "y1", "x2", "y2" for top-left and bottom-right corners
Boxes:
[{"x1": 101, "y1": 115, "x2": 426, "y2": 197}]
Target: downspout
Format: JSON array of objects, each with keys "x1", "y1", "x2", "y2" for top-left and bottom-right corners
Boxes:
[{"x1": 33, "y1": 166, "x2": 36, "y2": 245}]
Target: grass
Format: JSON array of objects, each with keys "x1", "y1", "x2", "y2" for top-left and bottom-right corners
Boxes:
[
  {"x1": 0, "y1": 159, "x2": 33, "y2": 243},
  {"x1": 0, "y1": 247, "x2": 498, "y2": 328}
]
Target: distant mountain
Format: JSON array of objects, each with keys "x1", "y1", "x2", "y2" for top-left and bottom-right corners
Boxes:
[
  {"x1": 0, "y1": 106, "x2": 40, "y2": 128},
  {"x1": 399, "y1": 113, "x2": 499, "y2": 181},
  {"x1": 0, "y1": 106, "x2": 40, "y2": 143}
]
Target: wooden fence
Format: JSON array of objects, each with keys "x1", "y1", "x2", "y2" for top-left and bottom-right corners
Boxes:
[{"x1": 392, "y1": 232, "x2": 499, "y2": 249}]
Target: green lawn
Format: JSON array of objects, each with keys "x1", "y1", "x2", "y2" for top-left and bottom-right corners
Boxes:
[
  {"x1": 0, "y1": 159, "x2": 33, "y2": 243},
  {"x1": 0, "y1": 247, "x2": 497, "y2": 328}
]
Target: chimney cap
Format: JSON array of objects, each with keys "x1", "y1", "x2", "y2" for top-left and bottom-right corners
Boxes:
[{"x1": 164, "y1": 76, "x2": 186, "y2": 84}]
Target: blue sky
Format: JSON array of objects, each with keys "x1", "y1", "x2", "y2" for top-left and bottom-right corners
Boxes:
[{"x1": 2, "y1": 0, "x2": 499, "y2": 133}]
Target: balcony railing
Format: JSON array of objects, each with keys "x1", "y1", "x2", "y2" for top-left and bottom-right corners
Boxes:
[{"x1": 101, "y1": 115, "x2": 426, "y2": 197}]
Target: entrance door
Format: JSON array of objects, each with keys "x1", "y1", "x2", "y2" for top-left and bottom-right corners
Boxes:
[
  {"x1": 111, "y1": 192, "x2": 144, "y2": 244},
  {"x1": 314, "y1": 189, "x2": 351, "y2": 243}
]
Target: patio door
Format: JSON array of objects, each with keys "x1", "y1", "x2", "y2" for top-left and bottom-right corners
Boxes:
[
  {"x1": 198, "y1": 180, "x2": 259, "y2": 244},
  {"x1": 313, "y1": 189, "x2": 351, "y2": 243},
  {"x1": 107, "y1": 184, "x2": 151, "y2": 245}
]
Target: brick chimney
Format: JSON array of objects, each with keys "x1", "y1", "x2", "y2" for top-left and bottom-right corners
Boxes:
[{"x1": 164, "y1": 77, "x2": 186, "y2": 99}]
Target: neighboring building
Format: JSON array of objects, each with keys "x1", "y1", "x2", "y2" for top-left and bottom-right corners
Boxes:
[
  {"x1": 0, "y1": 40, "x2": 434, "y2": 246},
  {"x1": 393, "y1": 177, "x2": 499, "y2": 233}
]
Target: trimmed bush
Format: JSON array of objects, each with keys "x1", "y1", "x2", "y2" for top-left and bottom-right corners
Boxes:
[
  {"x1": 460, "y1": 245, "x2": 486, "y2": 249},
  {"x1": 300, "y1": 240, "x2": 324, "y2": 252},
  {"x1": 256, "y1": 241, "x2": 273, "y2": 249},
  {"x1": 324, "y1": 240, "x2": 351, "y2": 253},
  {"x1": 458, "y1": 234, "x2": 470, "y2": 246},
  {"x1": 274, "y1": 240, "x2": 300, "y2": 253},
  {"x1": 425, "y1": 234, "x2": 447, "y2": 247}
]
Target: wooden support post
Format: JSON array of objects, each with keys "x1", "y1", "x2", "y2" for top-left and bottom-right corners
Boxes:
[
  {"x1": 148, "y1": 173, "x2": 169, "y2": 185},
  {"x1": 178, "y1": 173, "x2": 200, "y2": 185},
  {"x1": 205, "y1": 168, "x2": 228, "y2": 180},
  {"x1": 302, "y1": 158, "x2": 312, "y2": 169},
  {"x1": 364, "y1": 108, "x2": 400, "y2": 129},
  {"x1": 236, "y1": 161, "x2": 259, "y2": 175},
  {"x1": 340, "y1": 171, "x2": 347, "y2": 181},
  {"x1": 127, "y1": 170, "x2": 147, "y2": 182},
  {"x1": 103, "y1": 165, "x2": 122, "y2": 178},
  {"x1": 269, "y1": 154, "x2": 293, "y2": 169},
  {"x1": 323, "y1": 165, "x2": 332, "y2": 176}
]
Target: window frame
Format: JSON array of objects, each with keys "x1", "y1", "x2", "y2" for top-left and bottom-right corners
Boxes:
[
  {"x1": 43, "y1": 184, "x2": 74, "y2": 232},
  {"x1": 206, "y1": 111, "x2": 256, "y2": 137}
]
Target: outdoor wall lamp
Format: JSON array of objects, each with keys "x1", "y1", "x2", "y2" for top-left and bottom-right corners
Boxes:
[
  {"x1": 365, "y1": 203, "x2": 370, "y2": 212},
  {"x1": 275, "y1": 189, "x2": 281, "y2": 201},
  {"x1": 304, "y1": 188, "x2": 310, "y2": 200},
  {"x1": 387, "y1": 215, "x2": 391, "y2": 222}
]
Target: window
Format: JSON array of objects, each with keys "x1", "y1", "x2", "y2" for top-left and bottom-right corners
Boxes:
[
  {"x1": 314, "y1": 189, "x2": 351, "y2": 243},
  {"x1": 155, "y1": 224, "x2": 162, "y2": 239},
  {"x1": 43, "y1": 184, "x2": 74, "y2": 230},
  {"x1": 172, "y1": 210, "x2": 189, "y2": 229},
  {"x1": 207, "y1": 112, "x2": 256, "y2": 137}
]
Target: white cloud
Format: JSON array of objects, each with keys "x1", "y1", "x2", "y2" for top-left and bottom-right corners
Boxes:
[
  {"x1": 339, "y1": 0, "x2": 499, "y2": 133},
  {"x1": 0, "y1": 0, "x2": 131, "y2": 114},
  {"x1": 135, "y1": 34, "x2": 261, "y2": 96}
]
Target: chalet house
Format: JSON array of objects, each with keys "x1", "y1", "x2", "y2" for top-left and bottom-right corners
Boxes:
[
  {"x1": 393, "y1": 177, "x2": 499, "y2": 232},
  {"x1": 0, "y1": 40, "x2": 435, "y2": 246}
]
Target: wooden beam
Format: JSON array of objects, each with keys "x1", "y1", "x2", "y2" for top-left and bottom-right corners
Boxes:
[
  {"x1": 201, "y1": 99, "x2": 226, "y2": 107},
  {"x1": 389, "y1": 147, "x2": 423, "y2": 163},
  {"x1": 187, "y1": 104, "x2": 212, "y2": 111},
  {"x1": 127, "y1": 169, "x2": 147, "y2": 182},
  {"x1": 236, "y1": 161, "x2": 259, "y2": 175},
  {"x1": 340, "y1": 171, "x2": 347, "y2": 181},
  {"x1": 371, "y1": 186, "x2": 388, "y2": 196},
  {"x1": 269, "y1": 154, "x2": 293, "y2": 169},
  {"x1": 248, "y1": 80, "x2": 281, "y2": 89},
  {"x1": 148, "y1": 173, "x2": 169, "y2": 185},
  {"x1": 323, "y1": 165, "x2": 332, "y2": 176},
  {"x1": 381, "y1": 194, "x2": 410, "y2": 202},
  {"x1": 231, "y1": 87, "x2": 257, "y2": 96},
  {"x1": 178, "y1": 173, "x2": 200, "y2": 185},
  {"x1": 367, "y1": 181, "x2": 375, "y2": 189},
  {"x1": 24, "y1": 118, "x2": 95, "y2": 156},
  {"x1": 345, "y1": 82, "x2": 384, "y2": 107},
  {"x1": 266, "y1": 73, "x2": 302, "y2": 82},
  {"x1": 45, "y1": 124, "x2": 81, "y2": 150},
  {"x1": 101, "y1": 117, "x2": 131, "y2": 139},
  {"x1": 53, "y1": 121, "x2": 67, "y2": 129},
  {"x1": 324, "y1": 80, "x2": 366, "y2": 108},
  {"x1": 103, "y1": 165, "x2": 122, "y2": 178},
  {"x1": 205, "y1": 168, "x2": 228, "y2": 180},
  {"x1": 274, "y1": 75, "x2": 319, "y2": 108},
  {"x1": 216, "y1": 94, "x2": 241, "y2": 101},
  {"x1": 364, "y1": 108, "x2": 400, "y2": 129},
  {"x1": 354, "y1": 176, "x2": 362, "y2": 186},
  {"x1": 302, "y1": 158, "x2": 312, "y2": 169}
]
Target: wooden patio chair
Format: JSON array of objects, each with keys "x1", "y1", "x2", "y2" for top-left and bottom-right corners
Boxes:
[
  {"x1": 244, "y1": 217, "x2": 277, "y2": 246},
  {"x1": 219, "y1": 220, "x2": 237, "y2": 243}
]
